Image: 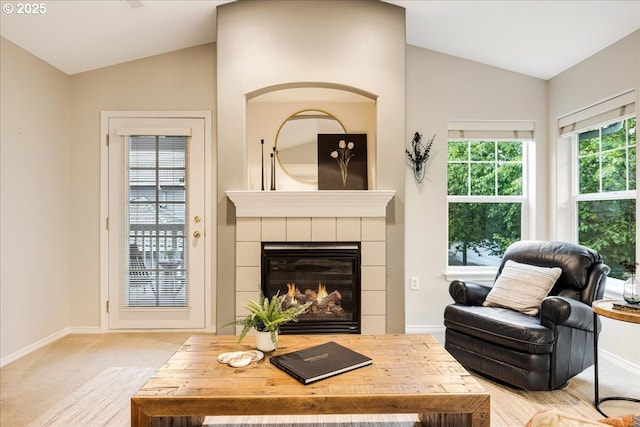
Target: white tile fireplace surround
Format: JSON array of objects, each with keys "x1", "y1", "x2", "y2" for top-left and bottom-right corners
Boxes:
[{"x1": 226, "y1": 190, "x2": 395, "y2": 334}]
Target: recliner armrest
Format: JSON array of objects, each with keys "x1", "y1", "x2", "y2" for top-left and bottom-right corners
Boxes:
[
  {"x1": 540, "y1": 296, "x2": 595, "y2": 332},
  {"x1": 449, "y1": 280, "x2": 492, "y2": 306}
]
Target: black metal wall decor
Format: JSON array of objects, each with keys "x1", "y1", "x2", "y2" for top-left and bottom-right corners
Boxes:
[{"x1": 405, "y1": 132, "x2": 435, "y2": 184}]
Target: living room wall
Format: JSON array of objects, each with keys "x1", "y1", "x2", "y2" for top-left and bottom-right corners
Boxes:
[
  {"x1": 0, "y1": 37, "x2": 71, "y2": 361},
  {"x1": 403, "y1": 45, "x2": 548, "y2": 333},
  {"x1": 549, "y1": 31, "x2": 640, "y2": 366},
  {"x1": 215, "y1": 0, "x2": 406, "y2": 334},
  {"x1": 2, "y1": 42, "x2": 219, "y2": 364},
  {"x1": 68, "y1": 43, "x2": 217, "y2": 329}
]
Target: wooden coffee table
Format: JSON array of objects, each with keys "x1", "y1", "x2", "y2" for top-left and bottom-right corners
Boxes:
[{"x1": 131, "y1": 334, "x2": 490, "y2": 426}]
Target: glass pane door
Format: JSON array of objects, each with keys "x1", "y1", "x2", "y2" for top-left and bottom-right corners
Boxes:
[
  {"x1": 127, "y1": 135, "x2": 187, "y2": 307},
  {"x1": 107, "y1": 116, "x2": 206, "y2": 330}
]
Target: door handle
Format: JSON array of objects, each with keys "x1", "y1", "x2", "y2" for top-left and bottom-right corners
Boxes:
[{"x1": 193, "y1": 231, "x2": 201, "y2": 239}]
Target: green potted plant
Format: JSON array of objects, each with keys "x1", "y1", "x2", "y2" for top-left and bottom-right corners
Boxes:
[{"x1": 226, "y1": 292, "x2": 311, "y2": 351}]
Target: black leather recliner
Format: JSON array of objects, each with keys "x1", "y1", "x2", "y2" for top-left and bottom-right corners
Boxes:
[{"x1": 444, "y1": 240, "x2": 610, "y2": 390}]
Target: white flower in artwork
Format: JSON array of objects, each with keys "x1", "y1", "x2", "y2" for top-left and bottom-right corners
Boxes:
[{"x1": 330, "y1": 140, "x2": 355, "y2": 187}]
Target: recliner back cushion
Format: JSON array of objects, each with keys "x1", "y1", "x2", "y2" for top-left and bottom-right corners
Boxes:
[
  {"x1": 497, "y1": 240, "x2": 602, "y2": 294},
  {"x1": 484, "y1": 260, "x2": 562, "y2": 315}
]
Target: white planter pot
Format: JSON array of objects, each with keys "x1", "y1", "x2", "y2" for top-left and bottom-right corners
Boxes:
[{"x1": 255, "y1": 330, "x2": 277, "y2": 352}]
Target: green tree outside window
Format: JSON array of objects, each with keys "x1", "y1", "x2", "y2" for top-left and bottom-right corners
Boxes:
[{"x1": 448, "y1": 140, "x2": 524, "y2": 266}]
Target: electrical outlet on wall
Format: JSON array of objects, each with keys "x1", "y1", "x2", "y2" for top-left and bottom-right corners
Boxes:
[{"x1": 410, "y1": 276, "x2": 419, "y2": 290}]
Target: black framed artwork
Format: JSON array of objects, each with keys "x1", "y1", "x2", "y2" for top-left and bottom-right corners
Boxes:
[{"x1": 317, "y1": 134, "x2": 368, "y2": 190}]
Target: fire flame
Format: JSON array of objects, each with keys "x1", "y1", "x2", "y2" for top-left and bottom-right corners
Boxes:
[
  {"x1": 284, "y1": 282, "x2": 330, "y2": 306},
  {"x1": 317, "y1": 283, "x2": 328, "y2": 302},
  {"x1": 286, "y1": 283, "x2": 298, "y2": 305}
]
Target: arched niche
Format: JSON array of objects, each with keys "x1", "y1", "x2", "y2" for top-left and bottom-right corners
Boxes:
[{"x1": 246, "y1": 84, "x2": 377, "y2": 190}]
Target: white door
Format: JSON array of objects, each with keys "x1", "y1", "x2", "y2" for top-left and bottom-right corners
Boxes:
[{"x1": 106, "y1": 117, "x2": 206, "y2": 329}]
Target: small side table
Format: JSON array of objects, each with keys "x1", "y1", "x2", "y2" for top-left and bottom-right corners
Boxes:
[{"x1": 592, "y1": 299, "x2": 640, "y2": 417}]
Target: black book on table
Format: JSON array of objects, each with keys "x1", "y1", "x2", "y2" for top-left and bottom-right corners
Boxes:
[{"x1": 269, "y1": 341, "x2": 372, "y2": 384}]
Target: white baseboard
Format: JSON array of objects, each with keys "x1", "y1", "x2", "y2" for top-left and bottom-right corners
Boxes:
[
  {"x1": 1, "y1": 327, "x2": 102, "y2": 367},
  {"x1": 1, "y1": 328, "x2": 69, "y2": 368},
  {"x1": 599, "y1": 348, "x2": 640, "y2": 375},
  {"x1": 67, "y1": 326, "x2": 102, "y2": 334}
]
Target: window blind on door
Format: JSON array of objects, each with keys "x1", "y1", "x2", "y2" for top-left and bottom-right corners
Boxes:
[{"x1": 122, "y1": 133, "x2": 191, "y2": 308}]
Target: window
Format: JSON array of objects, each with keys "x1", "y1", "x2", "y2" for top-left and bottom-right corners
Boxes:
[
  {"x1": 447, "y1": 138, "x2": 526, "y2": 267},
  {"x1": 575, "y1": 117, "x2": 636, "y2": 280},
  {"x1": 559, "y1": 91, "x2": 637, "y2": 283},
  {"x1": 447, "y1": 121, "x2": 533, "y2": 268}
]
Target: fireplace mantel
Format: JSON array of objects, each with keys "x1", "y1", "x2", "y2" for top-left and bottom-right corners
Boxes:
[{"x1": 226, "y1": 190, "x2": 395, "y2": 218}]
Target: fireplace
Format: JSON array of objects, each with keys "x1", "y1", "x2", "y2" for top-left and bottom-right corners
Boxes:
[
  {"x1": 227, "y1": 190, "x2": 395, "y2": 335},
  {"x1": 261, "y1": 242, "x2": 361, "y2": 334}
]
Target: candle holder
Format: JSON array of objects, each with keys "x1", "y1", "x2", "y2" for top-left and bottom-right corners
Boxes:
[
  {"x1": 261, "y1": 139, "x2": 265, "y2": 191},
  {"x1": 270, "y1": 147, "x2": 276, "y2": 191}
]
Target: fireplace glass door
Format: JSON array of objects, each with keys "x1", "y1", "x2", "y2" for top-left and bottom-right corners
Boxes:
[{"x1": 262, "y1": 242, "x2": 361, "y2": 334}]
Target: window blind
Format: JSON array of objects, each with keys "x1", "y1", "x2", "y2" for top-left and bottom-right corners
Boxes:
[
  {"x1": 117, "y1": 127, "x2": 192, "y2": 137},
  {"x1": 123, "y1": 134, "x2": 190, "y2": 309},
  {"x1": 448, "y1": 120, "x2": 535, "y2": 141},
  {"x1": 558, "y1": 90, "x2": 636, "y2": 137}
]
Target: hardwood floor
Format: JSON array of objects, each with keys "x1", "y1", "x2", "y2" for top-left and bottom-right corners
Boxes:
[{"x1": 1, "y1": 333, "x2": 638, "y2": 426}]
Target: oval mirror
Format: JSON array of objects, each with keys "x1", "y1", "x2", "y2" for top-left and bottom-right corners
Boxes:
[{"x1": 275, "y1": 109, "x2": 346, "y2": 184}]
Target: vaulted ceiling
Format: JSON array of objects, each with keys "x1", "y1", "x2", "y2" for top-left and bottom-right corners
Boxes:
[{"x1": 1, "y1": 0, "x2": 638, "y2": 79}]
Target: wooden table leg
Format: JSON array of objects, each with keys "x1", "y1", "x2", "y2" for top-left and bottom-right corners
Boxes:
[
  {"x1": 471, "y1": 395, "x2": 491, "y2": 427},
  {"x1": 150, "y1": 416, "x2": 205, "y2": 427},
  {"x1": 419, "y1": 395, "x2": 490, "y2": 427},
  {"x1": 418, "y1": 413, "x2": 471, "y2": 426},
  {"x1": 131, "y1": 399, "x2": 151, "y2": 427}
]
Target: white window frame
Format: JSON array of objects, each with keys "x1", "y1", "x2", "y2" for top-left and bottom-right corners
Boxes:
[
  {"x1": 570, "y1": 115, "x2": 636, "y2": 298},
  {"x1": 445, "y1": 122, "x2": 535, "y2": 282},
  {"x1": 558, "y1": 90, "x2": 640, "y2": 298}
]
